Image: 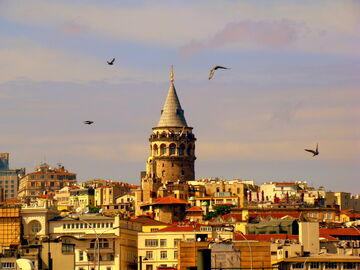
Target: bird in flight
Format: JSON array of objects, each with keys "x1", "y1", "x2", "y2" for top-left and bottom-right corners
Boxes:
[
  {"x1": 107, "y1": 58, "x2": 115, "y2": 65},
  {"x1": 305, "y1": 143, "x2": 319, "y2": 157},
  {"x1": 209, "y1": 66, "x2": 231, "y2": 80},
  {"x1": 83, "y1": 121, "x2": 94, "y2": 125}
]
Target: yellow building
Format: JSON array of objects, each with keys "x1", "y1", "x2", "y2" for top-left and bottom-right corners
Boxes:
[
  {"x1": 0, "y1": 205, "x2": 21, "y2": 250},
  {"x1": 50, "y1": 214, "x2": 141, "y2": 270},
  {"x1": 69, "y1": 187, "x2": 95, "y2": 209},
  {"x1": 137, "y1": 223, "x2": 234, "y2": 270}
]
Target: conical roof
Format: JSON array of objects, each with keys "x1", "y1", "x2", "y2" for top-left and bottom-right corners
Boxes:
[{"x1": 157, "y1": 82, "x2": 188, "y2": 127}]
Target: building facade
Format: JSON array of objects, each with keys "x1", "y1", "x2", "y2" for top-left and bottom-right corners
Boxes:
[
  {"x1": 0, "y1": 153, "x2": 25, "y2": 200},
  {"x1": 18, "y1": 163, "x2": 77, "y2": 202}
]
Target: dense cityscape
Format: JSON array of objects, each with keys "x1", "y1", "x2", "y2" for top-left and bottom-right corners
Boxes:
[{"x1": 0, "y1": 75, "x2": 359, "y2": 270}]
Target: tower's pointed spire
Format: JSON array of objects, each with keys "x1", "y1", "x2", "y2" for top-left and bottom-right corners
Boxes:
[{"x1": 157, "y1": 66, "x2": 188, "y2": 127}]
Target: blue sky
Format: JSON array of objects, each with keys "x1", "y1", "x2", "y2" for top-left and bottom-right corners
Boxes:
[{"x1": 0, "y1": 0, "x2": 359, "y2": 193}]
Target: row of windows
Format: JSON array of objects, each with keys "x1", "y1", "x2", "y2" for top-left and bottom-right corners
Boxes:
[
  {"x1": 63, "y1": 222, "x2": 113, "y2": 230},
  {"x1": 0, "y1": 180, "x2": 15, "y2": 184},
  {"x1": 145, "y1": 239, "x2": 183, "y2": 247},
  {"x1": 152, "y1": 144, "x2": 194, "y2": 156},
  {"x1": 0, "y1": 262, "x2": 15, "y2": 268},
  {"x1": 30, "y1": 174, "x2": 75, "y2": 180},
  {"x1": 292, "y1": 262, "x2": 357, "y2": 269},
  {"x1": 145, "y1": 250, "x2": 178, "y2": 260}
]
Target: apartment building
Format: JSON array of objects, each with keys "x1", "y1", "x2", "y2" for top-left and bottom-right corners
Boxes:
[
  {"x1": 18, "y1": 163, "x2": 76, "y2": 201},
  {"x1": 0, "y1": 153, "x2": 25, "y2": 199}
]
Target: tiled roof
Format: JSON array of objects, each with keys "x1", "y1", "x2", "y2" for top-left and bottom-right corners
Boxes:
[
  {"x1": 319, "y1": 228, "x2": 360, "y2": 236},
  {"x1": 319, "y1": 235, "x2": 340, "y2": 241},
  {"x1": 222, "y1": 213, "x2": 243, "y2": 222},
  {"x1": 157, "y1": 225, "x2": 195, "y2": 232},
  {"x1": 131, "y1": 216, "x2": 169, "y2": 226},
  {"x1": 186, "y1": 206, "x2": 203, "y2": 212},
  {"x1": 28, "y1": 171, "x2": 76, "y2": 175},
  {"x1": 275, "y1": 182, "x2": 296, "y2": 186},
  {"x1": 142, "y1": 197, "x2": 189, "y2": 206}
]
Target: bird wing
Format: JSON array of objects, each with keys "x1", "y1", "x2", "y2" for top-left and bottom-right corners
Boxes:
[
  {"x1": 214, "y1": 66, "x2": 230, "y2": 70},
  {"x1": 305, "y1": 149, "x2": 316, "y2": 154},
  {"x1": 316, "y1": 143, "x2": 318, "y2": 152},
  {"x1": 209, "y1": 69, "x2": 215, "y2": 80},
  {"x1": 111, "y1": 58, "x2": 115, "y2": 63}
]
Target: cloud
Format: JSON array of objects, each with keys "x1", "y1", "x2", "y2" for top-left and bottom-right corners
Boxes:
[
  {"x1": 60, "y1": 22, "x2": 88, "y2": 35},
  {"x1": 180, "y1": 19, "x2": 303, "y2": 55}
]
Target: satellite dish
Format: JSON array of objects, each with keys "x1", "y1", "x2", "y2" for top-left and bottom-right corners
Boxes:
[
  {"x1": 75, "y1": 207, "x2": 82, "y2": 213},
  {"x1": 99, "y1": 208, "x2": 103, "y2": 214},
  {"x1": 16, "y1": 259, "x2": 34, "y2": 270},
  {"x1": 84, "y1": 207, "x2": 89, "y2": 214}
]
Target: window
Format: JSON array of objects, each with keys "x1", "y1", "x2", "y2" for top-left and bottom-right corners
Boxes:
[
  {"x1": 344, "y1": 263, "x2": 356, "y2": 269},
  {"x1": 169, "y1": 144, "x2": 176, "y2": 155},
  {"x1": 174, "y1": 239, "x2": 181, "y2": 247},
  {"x1": 145, "y1": 239, "x2": 158, "y2": 247},
  {"x1": 160, "y1": 144, "x2": 166, "y2": 155},
  {"x1": 160, "y1": 239, "x2": 167, "y2": 247},
  {"x1": 63, "y1": 224, "x2": 66, "y2": 229},
  {"x1": 62, "y1": 243, "x2": 74, "y2": 253},
  {"x1": 1, "y1": 263, "x2": 15, "y2": 268},
  {"x1": 146, "y1": 251, "x2": 153, "y2": 260},
  {"x1": 30, "y1": 221, "x2": 41, "y2": 234},
  {"x1": 150, "y1": 228, "x2": 158, "y2": 232},
  {"x1": 31, "y1": 182, "x2": 35, "y2": 187},
  {"x1": 107, "y1": 268, "x2": 112, "y2": 270},
  {"x1": 292, "y1": 263, "x2": 304, "y2": 269},
  {"x1": 325, "y1": 263, "x2": 337, "y2": 269},
  {"x1": 90, "y1": 239, "x2": 109, "y2": 249},
  {"x1": 310, "y1": 262, "x2": 320, "y2": 269},
  {"x1": 50, "y1": 182, "x2": 55, "y2": 187},
  {"x1": 145, "y1": 265, "x2": 153, "y2": 270},
  {"x1": 174, "y1": 251, "x2": 178, "y2": 259},
  {"x1": 160, "y1": 251, "x2": 167, "y2": 259},
  {"x1": 79, "y1": 251, "x2": 84, "y2": 261}
]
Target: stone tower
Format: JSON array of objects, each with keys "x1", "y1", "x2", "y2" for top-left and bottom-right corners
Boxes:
[{"x1": 141, "y1": 68, "x2": 196, "y2": 202}]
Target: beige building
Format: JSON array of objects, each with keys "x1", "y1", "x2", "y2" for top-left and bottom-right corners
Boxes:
[
  {"x1": 54, "y1": 185, "x2": 80, "y2": 209},
  {"x1": 69, "y1": 187, "x2": 95, "y2": 210},
  {"x1": 18, "y1": 163, "x2": 76, "y2": 201},
  {"x1": 49, "y1": 214, "x2": 141, "y2": 270},
  {"x1": 138, "y1": 223, "x2": 233, "y2": 270},
  {"x1": 0, "y1": 153, "x2": 25, "y2": 199},
  {"x1": 95, "y1": 182, "x2": 130, "y2": 207}
]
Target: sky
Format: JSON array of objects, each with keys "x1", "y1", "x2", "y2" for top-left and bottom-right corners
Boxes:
[{"x1": 0, "y1": 0, "x2": 359, "y2": 193}]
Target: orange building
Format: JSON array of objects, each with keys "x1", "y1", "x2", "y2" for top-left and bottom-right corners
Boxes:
[
  {"x1": 18, "y1": 163, "x2": 76, "y2": 202},
  {"x1": 0, "y1": 205, "x2": 21, "y2": 250}
]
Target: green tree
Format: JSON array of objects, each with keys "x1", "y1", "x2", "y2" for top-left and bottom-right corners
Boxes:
[
  {"x1": 204, "y1": 211, "x2": 217, "y2": 220},
  {"x1": 213, "y1": 205, "x2": 234, "y2": 216}
]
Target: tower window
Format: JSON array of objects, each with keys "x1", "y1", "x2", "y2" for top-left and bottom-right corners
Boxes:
[
  {"x1": 181, "y1": 170, "x2": 185, "y2": 176},
  {"x1": 162, "y1": 163, "x2": 164, "y2": 167},
  {"x1": 171, "y1": 163, "x2": 174, "y2": 167},
  {"x1": 160, "y1": 144, "x2": 166, "y2": 155},
  {"x1": 178, "y1": 144, "x2": 185, "y2": 155},
  {"x1": 162, "y1": 171, "x2": 166, "y2": 177},
  {"x1": 169, "y1": 143, "x2": 176, "y2": 155}
]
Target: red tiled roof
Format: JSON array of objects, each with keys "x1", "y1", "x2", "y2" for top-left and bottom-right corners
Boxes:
[
  {"x1": 1, "y1": 199, "x2": 21, "y2": 204},
  {"x1": 157, "y1": 225, "x2": 195, "y2": 232},
  {"x1": 186, "y1": 206, "x2": 203, "y2": 212},
  {"x1": 275, "y1": 182, "x2": 296, "y2": 186},
  {"x1": 319, "y1": 228, "x2": 360, "y2": 236},
  {"x1": 131, "y1": 216, "x2": 169, "y2": 226},
  {"x1": 222, "y1": 213, "x2": 243, "y2": 222},
  {"x1": 319, "y1": 234, "x2": 340, "y2": 241},
  {"x1": 142, "y1": 197, "x2": 188, "y2": 206}
]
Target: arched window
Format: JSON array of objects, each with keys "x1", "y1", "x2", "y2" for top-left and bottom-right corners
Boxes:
[
  {"x1": 160, "y1": 144, "x2": 166, "y2": 155},
  {"x1": 178, "y1": 144, "x2": 185, "y2": 155},
  {"x1": 169, "y1": 143, "x2": 176, "y2": 155},
  {"x1": 153, "y1": 144, "x2": 158, "y2": 156}
]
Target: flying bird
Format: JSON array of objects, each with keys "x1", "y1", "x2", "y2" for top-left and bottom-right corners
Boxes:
[
  {"x1": 83, "y1": 121, "x2": 94, "y2": 125},
  {"x1": 305, "y1": 143, "x2": 319, "y2": 157},
  {"x1": 107, "y1": 58, "x2": 115, "y2": 65},
  {"x1": 209, "y1": 66, "x2": 231, "y2": 80}
]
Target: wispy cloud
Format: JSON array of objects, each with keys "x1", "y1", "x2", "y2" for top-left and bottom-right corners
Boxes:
[
  {"x1": 180, "y1": 20, "x2": 303, "y2": 55},
  {"x1": 60, "y1": 22, "x2": 88, "y2": 35}
]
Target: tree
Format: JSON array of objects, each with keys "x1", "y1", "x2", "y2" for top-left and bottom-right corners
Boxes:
[
  {"x1": 204, "y1": 211, "x2": 217, "y2": 220},
  {"x1": 87, "y1": 205, "x2": 100, "y2": 213},
  {"x1": 213, "y1": 205, "x2": 234, "y2": 216}
]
